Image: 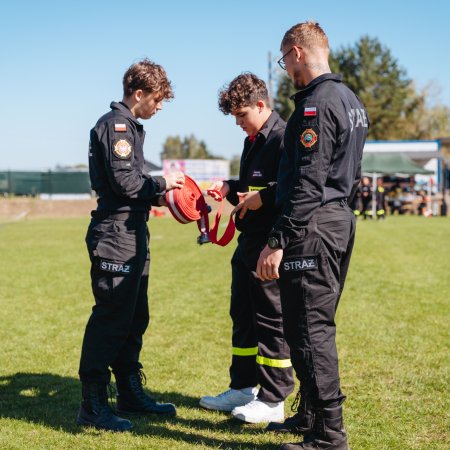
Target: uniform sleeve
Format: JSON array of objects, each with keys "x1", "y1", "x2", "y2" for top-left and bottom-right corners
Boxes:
[
  {"x1": 225, "y1": 179, "x2": 240, "y2": 206},
  {"x1": 275, "y1": 134, "x2": 295, "y2": 208},
  {"x1": 271, "y1": 101, "x2": 339, "y2": 247},
  {"x1": 94, "y1": 124, "x2": 165, "y2": 201},
  {"x1": 259, "y1": 182, "x2": 276, "y2": 206},
  {"x1": 259, "y1": 136, "x2": 284, "y2": 207}
]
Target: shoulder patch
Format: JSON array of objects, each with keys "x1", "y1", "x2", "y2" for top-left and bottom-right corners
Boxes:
[
  {"x1": 300, "y1": 128, "x2": 318, "y2": 149},
  {"x1": 304, "y1": 107, "x2": 317, "y2": 117},
  {"x1": 115, "y1": 123, "x2": 127, "y2": 132},
  {"x1": 113, "y1": 139, "x2": 132, "y2": 159}
]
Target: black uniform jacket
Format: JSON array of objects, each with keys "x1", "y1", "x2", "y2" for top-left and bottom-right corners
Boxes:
[
  {"x1": 226, "y1": 111, "x2": 286, "y2": 235},
  {"x1": 89, "y1": 101, "x2": 166, "y2": 212},
  {"x1": 272, "y1": 73, "x2": 369, "y2": 247}
]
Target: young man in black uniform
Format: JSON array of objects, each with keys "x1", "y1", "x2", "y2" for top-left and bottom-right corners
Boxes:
[
  {"x1": 78, "y1": 59, "x2": 185, "y2": 431},
  {"x1": 257, "y1": 22, "x2": 369, "y2": 449},
  {"x1": 375, "y1": 178, "x2": 386, "y2": 219},
  {"x1": 360, "y1": 176, "x2": 372, "y2": 219},
  {"x1": 199, "y1": 73, "x2": 294, "y2": 423}
]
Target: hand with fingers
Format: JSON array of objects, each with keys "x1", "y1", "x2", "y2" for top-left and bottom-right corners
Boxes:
[
  {"x1": 163, "y1": 171, "x2": 185, "y2": 191},
  {"x1": 207, "y1": 180, "x2": 230, "y2": 201},
  {"x1": 231, "y1": 191, "x2": 263, "y2": 219},
  {"x1": 256, "y1": 244, "x2": 283, "y2": 281}
]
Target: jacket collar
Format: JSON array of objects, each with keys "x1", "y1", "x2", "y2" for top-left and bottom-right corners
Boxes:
[
  {"x1": 110, "y1": 101, "x2": 143, "y2": 129},
  {"x1": 291, "y1": 73, "x2": 342, "y2": 103},
  {"x1": 256, "y1": 110, "x2": 282, "y2": 140}
]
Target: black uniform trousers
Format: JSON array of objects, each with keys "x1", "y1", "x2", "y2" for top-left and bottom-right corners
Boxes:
[
  {"x1": 361, "y1": 196, "x2": 372, "y2": 218},
  {"x1": 79, "y1": 215, "x2": 150, "y2": 385},
  {"x1": 230, "y1": 233, "x2": 294, "y2": 403},
  {"x1": 278, "y1": 202, "x2": 355, "y2": 408}
]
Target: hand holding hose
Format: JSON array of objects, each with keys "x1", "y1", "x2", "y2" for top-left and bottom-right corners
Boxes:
[
  {"x1": 164, "y1": 171, "x2": 185, "y2": 190},
  {"x1": 207, "y1": 181, "x2": 230, "y2": 200}
]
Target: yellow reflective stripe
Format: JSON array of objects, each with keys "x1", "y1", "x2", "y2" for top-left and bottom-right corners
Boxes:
[
  {"x1": 256, "y1": 355, "x2": 292, "y2": 368},
  {"x1": 248, "y1": 186, "x2": 265, "y2": 192},
  {"x1": 232, "y1": 346, "x2": 258, "y2": 356},
  {"x1": 377, "y1": 209, "x2": 385, "y2": 215}
]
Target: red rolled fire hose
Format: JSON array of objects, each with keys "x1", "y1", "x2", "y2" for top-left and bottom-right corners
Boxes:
[{"x1": 165, "y1": 175, "x2": 235, "y2": 246}]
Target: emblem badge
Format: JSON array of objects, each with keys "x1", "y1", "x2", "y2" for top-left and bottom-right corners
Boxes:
[
  {"x1": 113, "y1": 139, "x2": 132, "y2": 159},
  {"x1": 300, "y1": 128, "x2": 318, "y2": 148}
]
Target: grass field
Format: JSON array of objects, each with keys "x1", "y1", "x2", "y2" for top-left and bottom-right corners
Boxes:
[{"x1": 0, "y1": 215, "x2": 448, "y2": 449}]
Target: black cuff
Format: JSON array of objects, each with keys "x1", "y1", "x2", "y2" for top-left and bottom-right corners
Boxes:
[
  {"x1": 259, "y1": 187, "x2": 269, "y2": 205},
  {"x1": 268, "y1": 230, "x2": 289, "y2": 249},
  {"x1": 150, "y1": 195, "x2": 164, "y2": 207},
  {"x1": 154, "y1": 176, "x2": 166, "y2": 192}
]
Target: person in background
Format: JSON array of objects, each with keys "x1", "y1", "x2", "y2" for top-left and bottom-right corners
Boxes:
[
  {"x1": 417, "y1": 189, "x2": 429, "y2": 216},
  {"x1": 360, "y1": 176, "x2": 372, "y2": 219},
  {"x1": 375, "y1": 178, "x2": 386, "y2": 219},
  {"x1": 389, "y1": 182, "x2": 402, "y2": 215}
]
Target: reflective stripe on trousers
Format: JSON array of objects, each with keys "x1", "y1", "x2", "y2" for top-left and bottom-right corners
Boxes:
[{"x1": 232, "y1": 347, "x2": 292, "y2": 368}]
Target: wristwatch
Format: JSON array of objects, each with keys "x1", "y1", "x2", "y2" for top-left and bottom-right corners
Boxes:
[{"x1": 267, "y1": 236, "x2": 282, "y2": 249}]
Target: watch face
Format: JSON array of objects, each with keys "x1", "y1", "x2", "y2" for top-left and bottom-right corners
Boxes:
[{"x1": 268, "y1": 236, "x2": 279, "y2": 249}]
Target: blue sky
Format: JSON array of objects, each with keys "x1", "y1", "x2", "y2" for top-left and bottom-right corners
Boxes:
[{"x1": 1, "y1": 0, "x2": 449, "y2": 170}]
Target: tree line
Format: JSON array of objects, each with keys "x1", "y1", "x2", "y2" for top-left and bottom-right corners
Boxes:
[
  {"x1": 161, "y1": 36, "x2": 450, "y2": 174},
  {"x1": 275, "y1": 36, "x2": 450, "y2": 140}
]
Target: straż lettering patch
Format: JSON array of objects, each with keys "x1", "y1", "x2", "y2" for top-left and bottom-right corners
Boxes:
[
  {"x1": 282, "y1": 257, "x2": 318, "y2": 271},
  {"x1": 98, "y1": 259, "x2": 132, "y2": 274}
]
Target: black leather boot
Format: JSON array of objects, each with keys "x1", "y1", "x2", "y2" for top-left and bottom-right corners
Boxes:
[
  {"x1": 266, "y1": 389, "x2": 313, "y2": 434},
  {"x1": 77, "y1": 383, "x2": 133, "y2": 432},
  {"x1": 280, "y1": 405, "x2": 349, "y2": 450},
  {"x1": 115, "y1": 370, "x2": 176, "y2": 416}
]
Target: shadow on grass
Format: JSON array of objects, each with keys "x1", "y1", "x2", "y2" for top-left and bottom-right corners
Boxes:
[{"x1": 0, "y1": 373, "x2": 282, "y2": 449}]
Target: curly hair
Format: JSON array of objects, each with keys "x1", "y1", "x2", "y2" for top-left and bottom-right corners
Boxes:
[
  {"x1": 123, "y1": 58, "x2": 174, "y2": 101},
  {"x1": 218, "y1": 73, "x2": 269, "y2": 115},
  {"x1": 282, "y1": 21, "x2": 329, "y2": 50}
]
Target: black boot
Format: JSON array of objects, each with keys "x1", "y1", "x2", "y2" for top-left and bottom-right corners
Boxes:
[
  {"x1": 115, "y1": 370, "x2": 176, "y2": 416},
  {"x1": 266, "y1": 389, "x2": 313, "y2": 434},
  {"x1": 280, "y1": 406, "x2": 349, "y2": 450},
  {"x1": 77, "y1": 383, "x2": 133, "y2": 432}
]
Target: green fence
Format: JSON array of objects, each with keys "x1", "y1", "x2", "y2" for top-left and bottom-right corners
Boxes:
[{"x1": 0, "y1": 171, "x2": 91, "y2": 196}]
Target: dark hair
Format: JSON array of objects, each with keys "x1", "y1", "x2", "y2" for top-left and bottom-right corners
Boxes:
[
  {"x1": 122, "y1": 58, "x2": 174, "y2": 100},
  {"x1": 218, "y1": 73, "x2": 269, "y2": 115}
]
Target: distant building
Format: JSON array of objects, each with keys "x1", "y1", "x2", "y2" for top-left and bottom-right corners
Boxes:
[
  {"x1": 162, "y1": 159, "x2": 230, "y2": 190},
  {"x1": 363, "y1": 140, "x2": 448, "y2": 192}
]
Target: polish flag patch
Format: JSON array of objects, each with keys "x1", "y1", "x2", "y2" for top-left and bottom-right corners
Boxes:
[
  {"x1": 304, "y1": 107, "x2": 317, "y2": 117},
  {"x1": 115, "y1": 123, "x2": 127, "y2": 132}
]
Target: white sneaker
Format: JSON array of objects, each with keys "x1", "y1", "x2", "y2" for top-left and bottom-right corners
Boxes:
[
  {"x1": 231, "y1": 398, "x2": 284, "y2": 423},
  {"x1": 199, "y1": 387, "x2": 258, "y2": 412}
]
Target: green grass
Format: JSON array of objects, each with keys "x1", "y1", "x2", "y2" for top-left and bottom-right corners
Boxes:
[{"x1": 0, "y1": 215, "x2": 448, "y2": 449}]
